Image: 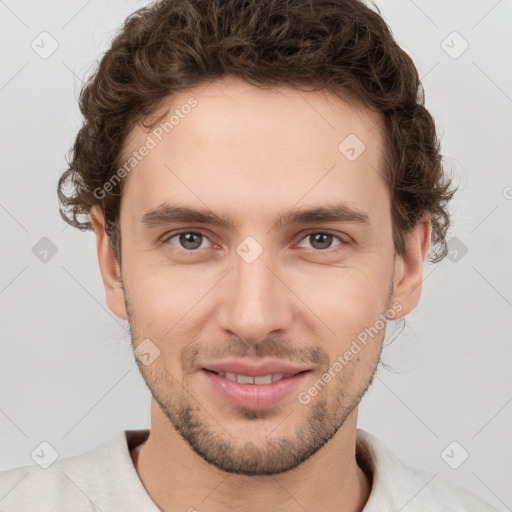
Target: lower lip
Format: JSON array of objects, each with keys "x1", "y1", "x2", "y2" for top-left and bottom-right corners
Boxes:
[{"x1": 202, "y1": 370, "x2": 310, "y2": 409}]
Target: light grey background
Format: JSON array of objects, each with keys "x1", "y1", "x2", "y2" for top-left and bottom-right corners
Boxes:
[{"x1": 1, "y1": 0, "x2": 511, "y2": 510}]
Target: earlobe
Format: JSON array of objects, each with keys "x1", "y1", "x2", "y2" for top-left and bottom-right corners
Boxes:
[
  {"x1": 89, "y1": 207, "x2": 128, "y2": 320},
  {"x1": 391, "y1": 216, "x2": 432, "y2": 320}
]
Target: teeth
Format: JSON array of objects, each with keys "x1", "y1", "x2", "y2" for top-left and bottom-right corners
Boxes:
[
  {"x1": 237, "y1": 374, "x2": 254, "y2": 384},
  {"x1": 217, "y1": 371, "x2": 290, "y2": 384},
  {"x1": 254, "y1": 375, "x2": 272, "y2": 385}
]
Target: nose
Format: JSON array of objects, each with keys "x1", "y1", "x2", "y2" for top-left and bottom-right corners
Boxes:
[{"x1": 217, "y1": 248, "x2": 295, "y2": 344}]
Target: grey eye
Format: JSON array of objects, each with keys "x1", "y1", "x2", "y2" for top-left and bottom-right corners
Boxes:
[
  {"x1": 168, "y1": 232, "x2": 209, "y2": 251},
  {"x1": 297, "y1": 232, "x2": 342, "y2": 251}
]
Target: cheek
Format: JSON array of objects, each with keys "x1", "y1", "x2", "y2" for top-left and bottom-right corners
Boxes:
[
  {"x1": 295, "y1": 263, "x2": 391, "y2": 323},
  {"x1": 290, "y1": 264, "x2": 391, "y2": 367},
  {"x1": 125, "y1": 244, "x2": 393, "y2": 347},
  {"x1": 124, "y1": 261, "x2": 218, "y2": 339}
]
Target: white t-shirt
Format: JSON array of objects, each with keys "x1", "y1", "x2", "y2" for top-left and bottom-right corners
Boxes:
[{"x1": 0, "y1": 428, "x2": 497, "y2": 511}]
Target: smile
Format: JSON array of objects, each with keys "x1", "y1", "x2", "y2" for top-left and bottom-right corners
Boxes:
[{"x1": 212, "y1": 371, "x2": 293, "y2": 384}]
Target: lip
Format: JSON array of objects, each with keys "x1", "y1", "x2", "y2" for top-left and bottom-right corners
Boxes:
[
  {"x1": 201, "y1": 359, "x2": 311, "y2": 377},
  {"x1": 201, "y1": 368, "x2": 310, "y2": 409}
]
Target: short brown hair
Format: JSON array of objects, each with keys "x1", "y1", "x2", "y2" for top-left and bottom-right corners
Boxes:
[{"x1": 58, "y1": 0, "x2": 455, "y2": 264}]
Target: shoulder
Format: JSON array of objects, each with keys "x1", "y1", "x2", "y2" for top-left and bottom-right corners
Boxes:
[
  {"x1": 356, "y1": 429, "x2": 498, "y2": 512},
  {"x1": 0, "y1": 430, "x2": 134, "y2": 512},
  {"x1": 0, "y1": 452, "x2": 101, "y2": 512}
]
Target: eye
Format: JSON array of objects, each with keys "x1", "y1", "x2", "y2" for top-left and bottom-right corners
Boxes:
[
  {"x1": 163, "y1": 230, "x2": 348, "y2": 254},
  {"x1": 296, "y1": 231, "x2": 346, "y2": 251},
  {"x1": 165, "y1": 231, "x2": 212, "y2": 251}
]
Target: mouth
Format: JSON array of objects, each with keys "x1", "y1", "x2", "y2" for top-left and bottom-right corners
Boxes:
[
  {"x1": 200, "y1": 361, "x2": 312, "y2": 409},
  {"x1": 203, "y1": 369, "x2": 307, "y2": 385}
]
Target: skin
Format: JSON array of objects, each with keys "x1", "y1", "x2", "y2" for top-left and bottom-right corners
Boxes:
[{"x1": 90, "y1": 75, "x2": 431, "y2": 512}]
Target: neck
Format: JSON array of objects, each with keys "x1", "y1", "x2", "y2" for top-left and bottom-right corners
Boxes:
[{"x1": 132, "y1": 401, "x2": 370, "y2": 512}]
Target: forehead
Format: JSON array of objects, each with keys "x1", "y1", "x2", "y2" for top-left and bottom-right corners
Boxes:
[{"x1": 119, "y1": 76, "x2": 388, "y2": 228}]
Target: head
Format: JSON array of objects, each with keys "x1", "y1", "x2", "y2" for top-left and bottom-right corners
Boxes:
[{"x1": 58, "y1": 0, "x2": 454, "y2": 476}]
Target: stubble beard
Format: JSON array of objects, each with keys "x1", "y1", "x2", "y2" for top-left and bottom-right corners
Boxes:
[{"x1": 124, "y1": 280, "x2": 391, "y2": 476}]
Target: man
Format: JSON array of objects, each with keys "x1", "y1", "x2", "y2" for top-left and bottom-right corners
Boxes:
[{"x1": 0, "y1": 0, "x2": 497, "y2": 510}]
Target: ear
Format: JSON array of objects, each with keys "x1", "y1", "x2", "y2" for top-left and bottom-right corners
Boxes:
[
  {"x1": 89, "y1": 206, "x2": 128, "y2": 320},
  {"x1": 391, "y1": 216, "x2": 432, "y2": 319}
]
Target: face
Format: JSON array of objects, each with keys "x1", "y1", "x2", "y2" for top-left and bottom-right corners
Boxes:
[{"x1": 91, "y1": 76, "x2": 429, "y2": 476}]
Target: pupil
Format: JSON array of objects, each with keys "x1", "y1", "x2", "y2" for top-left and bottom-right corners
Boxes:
[
  {"x1": 312, "y1": 233, "x2": 332, "y2": 250},
  {"x1": 181, "y1": 233, "x2": 202, "y2": 250}
]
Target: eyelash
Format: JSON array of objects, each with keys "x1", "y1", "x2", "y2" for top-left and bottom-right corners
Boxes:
[{"x1": 162, "y1": 230, "x2": 349, "y2": 254}]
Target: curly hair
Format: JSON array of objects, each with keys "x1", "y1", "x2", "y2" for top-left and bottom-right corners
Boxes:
[{"x1": 58, "y1": 0, "x2": 455, "y2": 265}]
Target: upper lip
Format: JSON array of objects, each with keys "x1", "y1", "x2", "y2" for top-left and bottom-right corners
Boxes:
[{"x1": 202, "y1": 360, "x2": 311, "y2": 377}]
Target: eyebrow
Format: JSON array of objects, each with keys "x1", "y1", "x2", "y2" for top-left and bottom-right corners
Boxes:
[{"x1": 140, "y1": 202, "x2": 370, "y2": 231}]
